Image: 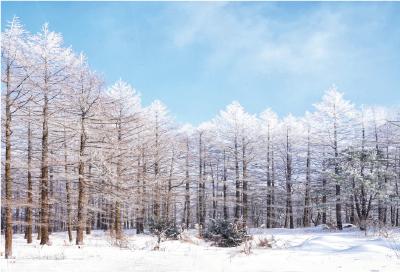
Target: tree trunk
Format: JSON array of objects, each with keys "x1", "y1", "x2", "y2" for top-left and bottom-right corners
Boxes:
[
  {"x1": 303, "y1": 130, "x2": 311, "y2": 227},
  {"x1": 116, "y1": 201, "x2": 121, "y2": 239},
  {"x1": 271, "y1": 148, "x2": 276, "y2": 228},
  {"x1": 322, "y1": 147, "x2": 327, "y2": 224},
  {"x1": 185, "y1": 145, "x2": 190, "y2": 227},
  {"x1": 223, "y1": 150, "x2": 228, "y2": 220},
  {"x1": 4, "y1": 40, "x2": 13, "y2": 259},
  {"x1": 40, "y1": 83, "x2": 50, "y2": 245},
  {"x1": 76, "y1": 115, "x2": 86, "y2": 245},
  {"x1": 48, "y1": 165, "x2": 53, "y2": 234},
  {"x1": 266, "y1": 130, "x2": 271, "y2": 228},
  {"x1": 286, "y1": 132, "x2": 294, "y2": 229},
  {"x1": 334, "y1": 119, "x2": 343, "y2": 230},
  {"x1": 242, "y1": 139, "x2": 248, "y2": 227},
  {"x1": 26, "y1": 121, "x2": 33, "y2": 243},
  {"x1": 235, "y1": 136, "x2": 240, "y2": 220}
]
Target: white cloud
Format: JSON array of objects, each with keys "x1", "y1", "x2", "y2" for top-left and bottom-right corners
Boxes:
[{"x1": 168, "y1": 3, "x2": 354, "y2": 76}]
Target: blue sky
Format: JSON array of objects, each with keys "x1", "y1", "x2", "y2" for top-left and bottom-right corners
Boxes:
[{"x1": 2, "y1": 1, "x2": 400, "y2": 126}]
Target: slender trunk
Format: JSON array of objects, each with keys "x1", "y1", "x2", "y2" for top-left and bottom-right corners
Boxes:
[
  {"x1": 202, "y1": 161, "x2": 206, "y2": 226},
  {"x1": 4, "y1": 49, "x2": 13, "y2": 259},
  {"x1": 266, "y1": 130, "x2": 271, "y2": 228},
  {"x1": 372, "y1": 108, "x2": 385, "y2": 224},
  {"x1": 210, "y1": 161, "x2": 216, "y2": 220},
  {"x1": 166, "y1": 153, "x2": 174, "y2": 220},
  {"x1": 334, "y1": 114, "x2": 343, "y2": 230},
  {"x1": 76, "y1": 114, "x2": 86, "y2": 245},
  {"x1": 86, "y1": 167, "x2": 92, "y2": 235},
  {"x1": 40, "y1": 81, "x2": 50, "y2": 245},
  {"x1": 37, "y1": 194, "x2": 42, "y2": 240},
  {"x1": 86, "y1": 195, "x2": 92, "y2": 235},
  {"x1": 322, "y1": 147, "x2": 327, "y2": 224},
  {"x1": 103, "y1": 200, "x2": 108, "y2": 231},
  {"x1": 48, "y1": 165, "x2": 53, "y2": 234},
  {"x1": 235, "y1": 136, "x2": 240, "y2": 219},
  {"x1": 271, "y1": 148, "x2": 275, "y2": 228},
  {"x1": 26, "y1": 122, "x2": 33, "y2": 243},
  {"x1": 63, "y1": 125, "x2": 73, "y2": 242},
  {"x1": 396, "y1": 153, "x2": 400, "y2": 227},
  {"x1": 116, "y1": 201, "x2": 121, "y2": 239},
  {"x1": 136, "y1": 152, "x2": 142, "y2": 234},
  {"x1": 185, "y1": 141, "x2": 190, "y2": 227},
  {"x1": 141, "y1": 156, "x2": 146, "y2": 231},
  {"x1": 350, "y1": 194, "x2": 355, "y2": 224},
  {"x1": 154, "y1": 124, "x2": 160, "y2": 217},
  {"x1": 66, "y1": 178, "x2": 72, "y2": 242},
  {"x1": 242, "y1": 138, "x2": 248, "y2": 227},
  {"x1": 110, "y1": 204, "x2": 114, "y2": 234},
  {"x1": 303, "y1": 129, "x2": 311, "y2": 227},
  {"x1": 223, "y1": 150, "x2": 228, "y2": 220},
  {"x1": 383, "y1": 144, "x2": 389, "y2": 224},
  {"x1": 116, "y1": 121, "x2": 122, "y2": 237},
  {"x1": 286, "y1": 131, "x2": 294, "y2": 229},
  {"x1": 198, "y1": 133, "x2": 204, "y2": 226}
]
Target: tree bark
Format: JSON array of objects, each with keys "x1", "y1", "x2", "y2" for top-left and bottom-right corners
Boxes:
[
  {"x1": 334, "y1": 117, "x2": 343, "y2": 230},
  {"x1": 76, "y1": 114, "x2": 86, "y2": 245},
  {"x1": 242, "y1": 138, "x2": 248, "y2": 227},
  {"x1": 116, "y1": 201, "x2": 122, "y2": 239},
  {"x1": 234, "y1": 136, "x2": 240, "y2": 219},
  {"x1": 40, "y1": 81, "x2": 50, "y2": 245},
  {"x1": 303, "y1": 129, "x2": 311, "y2": 227},
  {"x1": 223, "y1": 150, "x2": 228, "y2": 220},
  {"x1": 26, "y1": 121, "x2": 33, "y2": 243}
]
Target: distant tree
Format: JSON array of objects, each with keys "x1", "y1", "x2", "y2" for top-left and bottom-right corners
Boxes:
[{"x1": 313, "y1": 85, "x2": 357, "y2": 230}]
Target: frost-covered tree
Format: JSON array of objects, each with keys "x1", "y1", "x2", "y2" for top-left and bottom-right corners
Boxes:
[
  {"x1": 29, "y1": 22, "x2": 77, "y2": 245},
  {"x1": 105, "y1": 78, "x2": 141, "y2": 238},
  {"x1": 3, "y1": 16, "x2": 400, "y2": 258},
  {"x1": 214, "y1": 101, "x2": 258, "y2": 224},
  {"x1": 260, "y1": 108, "x2": 278, "y2": 228},
  {"x1": 145, "y1": 100, "x2": 175, "y2": 218},
  {"x1": 313, "y1": 85, "x2": 357, "y2": 230},
  {"x1": 1, "y1": 15, "x2": 32, "y2": 259},
  {"x1": 275, "y1": 114, "x2": 303, "y2": 229}
]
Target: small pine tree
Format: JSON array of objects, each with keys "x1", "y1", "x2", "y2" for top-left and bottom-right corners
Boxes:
[
  {"x1": 148, "y1": 217, "x2": 180, "y2": 239},
  {"x1": 203, "y1": 219, "x2": 246, "y2": 247}
]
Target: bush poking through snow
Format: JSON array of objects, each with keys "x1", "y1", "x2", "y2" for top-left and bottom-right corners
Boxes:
[
  {"x1": 255, "y1": 235, "x2": 277, "y2": 249},
  {"x1": 106, "y1": 232, "x2": 134, "y2": 250},
  {"x1": 148, "y1": 217, "x2": 180, "y2": 250},
  {"x1": 377, "y1": 226, "x2": 400, "y2": 259},
  {"x1": 148, "y1": 217, "x2": 180, "y2": 239},
  {"x1": 179, "y1": 227, "x2": 200, "y2": 245},
  {"x1": 195, "y1": 224, "x2": 202, "y2": 239},
  {"x1": 202, "y1": 219, "x2": 247, "y2": 247},
  {"x1": 322, "y1": 221, "x2": 338, "y2": 231}
]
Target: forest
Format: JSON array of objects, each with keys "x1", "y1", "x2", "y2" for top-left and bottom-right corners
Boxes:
[{"x1": 2, "y1": 16, "x2": 400, "y2": 260}]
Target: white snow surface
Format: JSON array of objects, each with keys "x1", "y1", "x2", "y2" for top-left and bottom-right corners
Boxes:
[{"x1": 2, "y1": 226, "x2": 400, "y2": 272}]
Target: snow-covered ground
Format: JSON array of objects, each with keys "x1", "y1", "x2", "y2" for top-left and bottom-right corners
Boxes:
[{"x1": 2, "y1": 226, "x2": 400, "y2": 272}]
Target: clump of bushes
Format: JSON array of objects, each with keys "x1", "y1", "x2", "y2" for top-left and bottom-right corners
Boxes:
[
  {"x1": 148, "y1": 217, "x2": 180, "y2": 240},
  {"x1": 202, "y1": 219, "x2": 247, "y2": 247}
]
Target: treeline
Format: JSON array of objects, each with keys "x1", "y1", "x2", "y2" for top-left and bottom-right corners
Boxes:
[{"x1": 2, "y1": 16, "x2": 400, "y2": 259}]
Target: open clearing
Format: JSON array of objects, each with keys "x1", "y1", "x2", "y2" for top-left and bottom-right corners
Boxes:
[{"x1": 2, "y1": 226, "x2": 400, "y2": 272}]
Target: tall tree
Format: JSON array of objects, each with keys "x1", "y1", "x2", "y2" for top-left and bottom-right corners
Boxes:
[
  {"x1": 313, "y1": 85, "x2": 357, "y2": 230},
  {"x1": 260, "y1": 108, "x2": 278, "y2": 228},
  {"x1": 1, "y1": 16, "x2": 31, "y2": 258}
]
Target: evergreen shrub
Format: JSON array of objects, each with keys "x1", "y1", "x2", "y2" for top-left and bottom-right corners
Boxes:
[
  {"x1": 148, "y1": 217, "x2": 180, "y2": 239},
  {"x1": 203, "y1": 219, "x2": 246, "y2": 247}
]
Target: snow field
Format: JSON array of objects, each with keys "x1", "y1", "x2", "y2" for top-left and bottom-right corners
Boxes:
[{"x1": 1, "y1": 226, "x2": 400, "y2": 272}]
